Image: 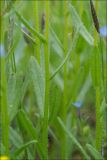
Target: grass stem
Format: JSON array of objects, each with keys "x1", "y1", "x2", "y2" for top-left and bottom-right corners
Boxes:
[
  {"x1": 1, "y1": 59, "x2": 9, "y2": 156},
  {"x1": 42, "y1": 1, "x2": 50, "y2": 159},
  {"x1": 34, "y1": 0, "x2": 40, "y2": 63},
  {"x1": 60, "y1": 1, "x2": 68, "y2": 158}
]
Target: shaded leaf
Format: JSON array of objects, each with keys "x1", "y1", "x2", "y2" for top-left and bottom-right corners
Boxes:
[
  {"x1": 17, "y1": 109, "x2": 45, "y2": 159},
  {"x1": 12, "y1": 140, "x2": 37, "y2": 159}
]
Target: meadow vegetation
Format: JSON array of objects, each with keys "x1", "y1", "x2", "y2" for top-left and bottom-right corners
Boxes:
[{"x1": 0, "y1": 0, "x2": 107, "y2": 159}]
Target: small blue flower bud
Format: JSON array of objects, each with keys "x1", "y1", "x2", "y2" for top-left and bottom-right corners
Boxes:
[
  {"x1": 72, "y1": 101, "x2": 83, "y2": 108},
  {"x1": 100, "y1": 25, "x2": 107, "y2": 37},
  {"x1": 0, "y1": 45, "x2": 5, "y2": 57}
]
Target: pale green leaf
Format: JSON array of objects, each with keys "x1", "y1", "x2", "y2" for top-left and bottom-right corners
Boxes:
[
  {"x1": 29, "y1": 56, "x2": 45, "y2": 116},
  {"x1": 86, "y1": 144, "x2": 103, "y2": 160},
  {"x1": 69, "y1": 3, "x2": 94, "y2": 46}
]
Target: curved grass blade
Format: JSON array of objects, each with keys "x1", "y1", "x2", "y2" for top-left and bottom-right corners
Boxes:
[
  {"x1": 57, "y1": 117, "x2": 90, "y2": 160},
  {"x1": 50, "y1": 29, "x2": 79, "y2": 80},
  {"x1": 12, "y1": 140, "x2": 37, "y2": 159}
]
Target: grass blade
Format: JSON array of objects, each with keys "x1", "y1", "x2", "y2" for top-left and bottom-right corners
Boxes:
[
  {"x1": 90, "y1": 47, "x2": 102, "y2": 88},
  {"x1": 57, "y1": 117, "x2": 90, "y2": 160},
  {"x1": 15, "y1": 10, "x2": 46, "y2": 43},
  {"x1": 1, "y1": 58, "x2": 9, "y2": 155},
  {"x1": 49, "y1": 83, "x2": 61, "y2": 124},
  {"x1": 29, "y1": 56, "x2": 45, "y2": 117},
  {"x1": 17, "y1": 109, "x2": 45, "y2": 159},
  {"x1": 12, "y1": 140, "x2": 37, "y2": 159},
  {"x1": 7, "y1": 73, "x2": 24, "y2": 121},
  {"x1": 9, "y1": 127, "x2": 23, "y2": 148},
  {"x1": 50, "y1": 29, "x2": 79, "y2": 80},
  {"x1": 68, "y1": 3, "x2": 94, "y2": 46},
  {"x1": 86, "y1": 144, "x2": 103, "y2": 160},
  {"x1": 50, "y1": 24, "x2": 64, "y2": 52}
]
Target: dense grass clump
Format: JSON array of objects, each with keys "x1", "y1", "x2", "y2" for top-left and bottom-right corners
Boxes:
[{"x1": 0, "y1": 1, "x2": 107, "y2": 160}]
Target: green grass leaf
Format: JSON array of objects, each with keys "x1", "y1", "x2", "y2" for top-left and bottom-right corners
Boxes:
[
  {"x1": 15, "y1": 10, "x2": 46, "y2": 43},
  {"x1": 7, "y1": 73, "x2": 24, "y2": 121},
  {"x1": 86, "y1": 144, "x2": 103, "y2": 160},
  {"x1": 17, "y1": 109, "x2": 45, "y2": 159},
  {"x1": 57, "y1": 117, "x2": 90, "y2": 160},
  {"x1": 10, "y1": 127, "x2": 23, "y2": 148},
  {"x1": 29, "y1": 56, "x2": 45, "y2": 117},
  {"x1": 50, "y1": 24, "x2": 64, "y2": 52},
  {"x1": 50, "y1": 29, "x2": 79, "y2": 80},
  {"x1": 68, "y1": 3, "x2": 94, "y2": 46},
  {"x1": 1, "y1": 58, "x2": 9, "y2": 155},
  {"x1": 90, "y1": 47, "x2": 102, "y2": 87},
  {"x1": 49, "y1": 83, "x2": 61, "y2": 124},
  {"x1": 12, "y1": 140, "x2": 37, "y2": 159}
]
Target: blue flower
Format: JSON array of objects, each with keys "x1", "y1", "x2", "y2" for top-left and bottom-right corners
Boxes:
[
  {"x1": 0, "y1": 45, "x2": 5, "y2": 57},
  {"x1": 100, "y1": 25, "x2": 107, "y2": 37},
  {"x1": 72, "y1": 101, "x2": 83, "y2": 108}
]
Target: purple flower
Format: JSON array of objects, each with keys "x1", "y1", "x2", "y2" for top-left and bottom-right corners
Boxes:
[
  {"x1": 100, "y1": 25, "x2": 107, "y2": 37},
  {"x1": 72, "y1": 101, "x2": 83, "y2": 108}
]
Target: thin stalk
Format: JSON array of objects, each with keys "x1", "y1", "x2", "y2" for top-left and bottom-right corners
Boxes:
[
  {"x1": 104, "y1": 0, "x2": 107, "y2": 147},
  {"x1": 34, "y1": 0, "x2": 40, "y2": 63},
  {"x1": 1, "y1": 2, "x2": 9, "y2": 156},
  {"x1": 80, "y1": 0, "x2": 83, "y2": 17},
  {"x1": 94, "y1": 1, "x2": 102, "y2": 152},
  {"x1": 60, "y1": 1, "x2": 68, "y2": 159},
  {"x1": 95, "y1": 87, "x2": 102, "y2": 152},
  {"x1": 42, "y1": 1, "x2": 49, "y2": 159},
  {"x1": 105, "y1": 0, "x2": 107, "y2": 149},
  {"x1": 1, "y1": 59, "x2": 9, "y2": 156}
]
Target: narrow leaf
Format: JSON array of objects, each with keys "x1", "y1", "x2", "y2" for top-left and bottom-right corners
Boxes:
[
  {"x1": 57, "y1": 117, "x2": 90, "y2": 160},
  {"x1": 17, "y1": 109, "x2": 45, "y2": 159},
  {"x1": 86, "y1": 144, "x2": 103, "y2": 160},
  {"x1": 15, "y1": 10, "x2": 46, "y2": 43},
  {"x1": 29, "y1": 56, "x2": 45, "y2": 116},
  {"x1": 50, "y1": 29, "x2": 79, "y2": 80},
  {"x1": 7, "y1": 73, "x2": 24, "y2": 121},
  {"x1": 50, "y1": 24, "x2": 64, "y2": 52},
  {"x1": 69, "y1": 3, "x2": 94, "y2": 45},
  {"x1": 49, "y1": 84, "x2": 61, "y2": 124},
  {"x1": 9, "y1": 127, "x2": 23, "y2": 148},
  {"x1": 12, "y1": 140, "x2": 37, "y2": 159},
  {"x1": 90, "y1": 47, "x2": 102, "y2": 87}
]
